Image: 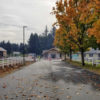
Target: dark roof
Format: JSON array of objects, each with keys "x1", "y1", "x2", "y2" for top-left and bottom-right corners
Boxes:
[{"x1": 43, "y1": 48, "x2": 60, "y2": 54}]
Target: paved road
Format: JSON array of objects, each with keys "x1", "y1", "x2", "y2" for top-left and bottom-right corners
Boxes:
[{"x1": 0, "y1": 59, "x2": 100, "y2": 100}]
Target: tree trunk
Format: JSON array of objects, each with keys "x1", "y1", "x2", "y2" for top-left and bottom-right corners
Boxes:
[
  {"x1": 80, "y1": 48, "x2": 85, "y2": 66},
  {"x1": 69, "y1": 48, "x2": 72, "y2": 61}
]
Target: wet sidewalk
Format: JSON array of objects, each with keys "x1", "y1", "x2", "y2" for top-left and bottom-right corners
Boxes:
[{"x1": 0, "y1": 59, "x2": 100, "y2": 100}]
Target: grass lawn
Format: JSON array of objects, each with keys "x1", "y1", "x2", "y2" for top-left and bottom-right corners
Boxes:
[{"x1": 67, "y1": 60, "x2": 100, "y2": 75}]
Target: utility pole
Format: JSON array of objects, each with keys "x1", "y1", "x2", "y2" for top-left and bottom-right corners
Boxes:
[{"x1": 23, "y1": 26, "x2": 27, "y2": 65}]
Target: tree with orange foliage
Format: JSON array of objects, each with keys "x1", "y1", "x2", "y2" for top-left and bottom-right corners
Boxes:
[
  {"x1": 54, "y1": 26, "x2": 76, "y2": 60},
  {"x1": 88, "y1": 0, "x2": 100, "y2": 43},
  {"x1": 53, "y1": 0, "x2": 98, "y2": 66}
]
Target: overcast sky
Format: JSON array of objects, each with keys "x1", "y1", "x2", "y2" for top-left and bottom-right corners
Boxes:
[{"x1": 0, "y1": 0, "x2": 56, "y2": 43}]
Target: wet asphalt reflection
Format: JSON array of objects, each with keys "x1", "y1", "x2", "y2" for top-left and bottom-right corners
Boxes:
[{"x1": 0, "y1": 59, "x2": 100, "y2": 100}]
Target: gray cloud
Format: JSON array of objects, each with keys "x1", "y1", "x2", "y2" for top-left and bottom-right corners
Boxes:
[{"x1": 0, "y1": 0, "x2": 56, "y2": 43}]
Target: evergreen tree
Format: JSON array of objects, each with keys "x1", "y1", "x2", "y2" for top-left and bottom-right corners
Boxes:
[
  {"x1": 28, "y1": 33, "x2": 40, "y2": 54},
  {"x1": 43, "y1": 26, "x2": 48, "y2": 37},
  {"x1": 0, "y1": 26, "x2": 56, "y2": 55}
]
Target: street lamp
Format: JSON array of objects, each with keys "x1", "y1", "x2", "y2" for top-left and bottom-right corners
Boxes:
[{"x1": 23, "y1": 26, "x2": 27, "y2": 65}]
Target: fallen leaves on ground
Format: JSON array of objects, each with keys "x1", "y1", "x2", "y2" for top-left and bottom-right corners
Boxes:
[
  {"x1": 76, "y1": 92, "x2": 80, "y2": 95},
  {"x1": 67, "y1": 96, "x2": 72, "y2": 99},
  {"x1": 2, "y1": 83, "x2": 7, "y2": 88}
]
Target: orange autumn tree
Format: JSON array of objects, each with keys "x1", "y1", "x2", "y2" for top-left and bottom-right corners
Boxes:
[
  {"x1": 54, "y1": 26, "x2": 77, "y2": 60},
  {"x1": 54, "y1": 27, "x2": 69, "y2": 60},
  {"x1": 53, "y1": 0, "x2": 97, "y2": 66},
  {"x1": 88, "y1": 0, "x2": 100, "y2": 43}
]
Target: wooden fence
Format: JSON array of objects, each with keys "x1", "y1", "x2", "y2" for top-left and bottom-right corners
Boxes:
[{"x1": 0, "y1": 57, "x2": 34, "y2": 69}]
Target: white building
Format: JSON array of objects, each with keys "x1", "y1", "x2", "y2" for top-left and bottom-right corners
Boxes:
[
  {"x1": 42, "y1": 48, "x2": 61, "y2": 59},
  {"x1": 13, "y1": 52, "x2": 20, "y2": 56},
  {"x1": 85, "y1": 48, "x2": 100, "y2": 58},
  {"x1": 72, "y1": 48, "x2": 100, "y2": 65}
]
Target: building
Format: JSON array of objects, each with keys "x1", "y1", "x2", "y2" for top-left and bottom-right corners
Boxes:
[
  {"x1": 42, "y1": 48, "x2": 61, "y2": 59},
  {"x1": 13, "y1": 52, "x2": 20, "y2": 56},
  {"x1": 85, "y1": 48, "x2": 100, "y2": 58},
  {"x1": 0, "y1": 47, "x2": 7, "y2": 58},
  {"x1": 72, "y1": 48, "x2": 100, "y2": 61}
]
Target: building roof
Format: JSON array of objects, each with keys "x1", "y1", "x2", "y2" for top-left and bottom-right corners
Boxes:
[
  {"x1": 74, "y1": 48, "x2": 100, "y2": 54},
  {"x1": 42, "y1": 48, "x2": 60, "y2": 54},
  {"x1": 85, "y1": 49, "x2": 100, "y2": 54},
  {"x1": 0, "y1": 47, "x2": 6, "y2": 52}
]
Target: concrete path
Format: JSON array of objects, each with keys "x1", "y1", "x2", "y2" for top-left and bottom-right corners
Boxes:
[{"x1": 0, "y1": 59, "x2": 100, "y2": 100}]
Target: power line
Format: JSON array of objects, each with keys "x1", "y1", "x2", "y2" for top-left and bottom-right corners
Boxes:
[
  {"x1": 0, "y1": 22, "x2": 36, "y2": 31},
  {"x1": 0, "y1": 23, "x2": 22, "y2": 28}
]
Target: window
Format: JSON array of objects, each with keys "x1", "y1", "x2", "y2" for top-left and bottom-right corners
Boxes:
[
  {"x1": 89, "y1": 54, "x2": 93, "y2": 57},
  {"x1": 98, "y1": 54, "x2": 100, "y2": 57}
]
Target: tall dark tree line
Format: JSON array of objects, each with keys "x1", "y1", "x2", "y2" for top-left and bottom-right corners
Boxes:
[
  {"x1": 28, "y1": 33, "x2": 40, "y2": 54},
  {"x1": 28, "y1": 26, "x2": 56, "y2": 54},
  {"x1": 0, "y1": 26, "x2": 56, "y2": 55}
]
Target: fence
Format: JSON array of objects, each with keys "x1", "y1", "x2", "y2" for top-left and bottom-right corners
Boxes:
[
  {"x1": 85, "y1": 57, "x2": 100, "y2": 66},
  {"x1": 72, "y1": 56, "x2": 100, "y2": 66},
  {"x1": 0, "y1": 57, "x2": 34, "y2": 69}
]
